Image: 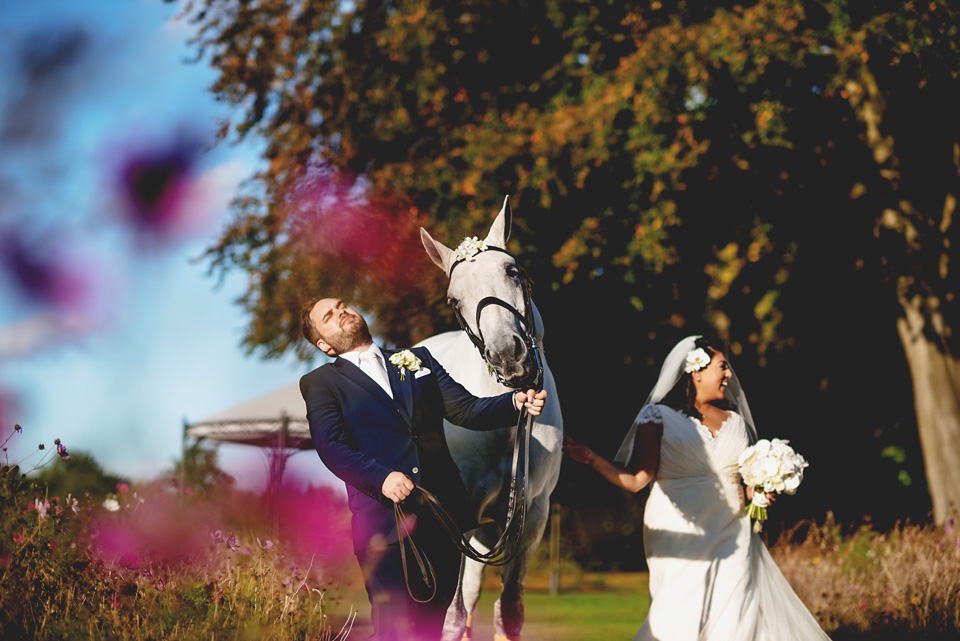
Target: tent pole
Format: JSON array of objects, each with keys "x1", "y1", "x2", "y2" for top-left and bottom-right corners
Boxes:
[{"x1": 180, "y1": 418, "x2": 188, "y2": 500}]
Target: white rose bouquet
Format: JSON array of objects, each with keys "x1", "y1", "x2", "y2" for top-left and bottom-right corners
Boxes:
[{"x1": 737, "y1": 438, "x2": 809, "y2": 532}]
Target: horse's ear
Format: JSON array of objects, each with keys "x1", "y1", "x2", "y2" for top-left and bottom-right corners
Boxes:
[
  {"x1": 483, "y1": 195, "x2": 512, "y2": 249},
  {"x1": 420, "y1": 227, "x2": 454, "y2": 272}
]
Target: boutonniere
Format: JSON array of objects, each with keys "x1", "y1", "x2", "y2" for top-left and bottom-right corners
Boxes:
[{"x1": 389, "y1": 349, "x2": 422, "y2": 381}]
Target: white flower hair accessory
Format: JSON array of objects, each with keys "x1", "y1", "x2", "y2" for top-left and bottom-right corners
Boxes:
[
  {"x1": 389, "y1": 349, "x2": 422, "y2": 381},
  {"x1": 683, "y1": 347, "x2": 712, "y2": 373},
  {"x1": 452, "y1": 236, "x2": 488, "y2": 262}
]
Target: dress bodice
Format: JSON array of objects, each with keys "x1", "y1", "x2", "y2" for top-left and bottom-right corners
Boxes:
[{"x1": 641, "y1": 404, "x2": 749, "y2": 483}]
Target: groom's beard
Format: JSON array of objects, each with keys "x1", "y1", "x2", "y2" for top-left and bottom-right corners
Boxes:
[{"x1": 325, "y1": 316, "x2": 373, "y2": 354}]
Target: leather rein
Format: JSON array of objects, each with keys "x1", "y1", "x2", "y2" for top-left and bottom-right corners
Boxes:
[{"x1": 395, "y1": 246, "x2": 543, "y2": 602}]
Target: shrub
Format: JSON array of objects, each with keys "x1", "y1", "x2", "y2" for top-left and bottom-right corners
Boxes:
[
  {"x1": 0, "y1": 427, "x2": 356, "y2": 640},
  {"x1": 771, "y1": 512, "x2": 960, "y2": 640}
]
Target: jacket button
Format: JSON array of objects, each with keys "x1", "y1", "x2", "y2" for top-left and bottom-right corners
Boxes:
[{"x1": 411, "y1": 467, "x2": 419, "y2": 474}]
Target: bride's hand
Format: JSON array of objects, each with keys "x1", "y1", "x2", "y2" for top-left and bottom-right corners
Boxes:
[
  {"x1": 744, "y1": 485, "x2": 777, "y2": 504},
  {"x1": 563, "y1": 436, "x2": 596, "y2": 465}
]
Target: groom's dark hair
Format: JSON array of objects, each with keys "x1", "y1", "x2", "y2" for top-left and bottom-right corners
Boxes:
[
  {"x1": 663, "y1": 335, "x2": 732, "y2": 419},
  {"x1": 300, "y1": 296, "x2": 324, "y2": 347}
]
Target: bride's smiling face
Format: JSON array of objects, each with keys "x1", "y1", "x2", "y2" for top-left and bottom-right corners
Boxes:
[{"x1": 693, "y1": 349, "x2": 732, "y2": 402}]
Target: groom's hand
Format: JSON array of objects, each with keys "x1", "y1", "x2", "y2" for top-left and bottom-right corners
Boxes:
[
  {"x1": 514, "y1": 388, "x2": 547, "y2": 416},
  {"x1": 382, "y1": 471, "x2": 414, "y2": 503}
]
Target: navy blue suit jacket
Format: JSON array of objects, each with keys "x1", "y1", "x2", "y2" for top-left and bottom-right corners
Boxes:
[{"x1": 300, "y1": 345, "x2": 518, "y2": 551}]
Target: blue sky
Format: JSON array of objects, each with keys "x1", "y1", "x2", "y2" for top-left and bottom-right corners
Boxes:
[{"x1": 0, "y1": 0, "x2": 333, "y2": 488}]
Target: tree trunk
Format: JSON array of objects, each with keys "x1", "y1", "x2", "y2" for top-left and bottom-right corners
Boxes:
[
  {"x1": 896, "y1": 293, "x2": 960, "y2": 524},
  {"x1": 846, "y1": 56, "x2": 960, "y2": 524}
]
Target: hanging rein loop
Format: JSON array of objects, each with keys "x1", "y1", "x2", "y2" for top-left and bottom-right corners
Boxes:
[{"x1": 394, "y1": 246, "x2": 543, "y2": 599}]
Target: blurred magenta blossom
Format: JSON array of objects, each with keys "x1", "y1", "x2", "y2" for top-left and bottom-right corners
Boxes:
[
  {"x1": 283, "y1": 162, "x2": 428, "y2": 291},
  {"x1": 112, "y1": 135, "x2": 220, "y2": 245},
  {"x1": 0, "y1": 227, "x2": 100, "y2": 314},
  {"x1": 89, "y1": 488, "x2": 215, "y2": 568},
  {"x1": 266, "y1": 479, "x2": 352, "y2": 567}
]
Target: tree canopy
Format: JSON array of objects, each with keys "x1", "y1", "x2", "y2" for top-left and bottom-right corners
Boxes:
[{"x1": 174, "y1": 0, "x2": 960, "y2": 525}]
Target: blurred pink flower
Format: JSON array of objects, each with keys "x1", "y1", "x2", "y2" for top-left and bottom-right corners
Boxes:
[
  {"x1": 111, "y1": 135, "x2": 221, "y2": 246},
  {"x1": 265, "y1": 483, "x2": 352, "y2": 566},
  {"x1": 55, "y1": 438, "x2": 69, "y2": 460},
  {"x1": 116, "y1": 482, "x2": 129, "y2": 495},
  {"x1": 0, "y1": 228, "x2": 101, "y2": 315},
  {"x1": 12, "y1": 532, "x2": 24, "y2": 545},
  {"x1": 90, "y1": 486, "x2": 219, "y2": 569},
  {"x1": 282, "y1": 162, "x2": 429, "y2": 292},
  {"x1": 34, "y1": 498, "x2": 50, "y2": 521}
]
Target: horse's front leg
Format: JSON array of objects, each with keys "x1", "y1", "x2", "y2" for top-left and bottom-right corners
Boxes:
[
  {"x1": 441, "y1": 554, "x2": 468, "y2": 641},
  {"x1": 493, "y1": 492, "x2": 551, "y2": 641}
]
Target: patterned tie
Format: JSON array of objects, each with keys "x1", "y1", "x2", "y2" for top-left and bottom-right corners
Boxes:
[{"x1": 358, "y1": 351, "x2": 393, "y2": 398}]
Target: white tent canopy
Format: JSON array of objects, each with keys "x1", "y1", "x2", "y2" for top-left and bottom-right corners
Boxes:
[
  {"x1": 184, "y1": 382, "x2": 312, "y2": 450},
  {"x1": 183, "y1": 382, "x2": 313, "y2": 490}
]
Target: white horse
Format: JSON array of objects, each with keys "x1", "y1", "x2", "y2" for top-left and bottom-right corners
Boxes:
[{"x1": 417, "y1": 196, "x2": 563, "y2": 641}]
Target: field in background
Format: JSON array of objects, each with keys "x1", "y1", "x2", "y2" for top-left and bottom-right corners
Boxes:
[{"x1": 331, "y1": 568, "x2": 649, "y2": 641}]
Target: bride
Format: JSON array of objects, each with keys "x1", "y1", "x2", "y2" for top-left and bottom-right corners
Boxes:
[{"x1": 565, "y1": 335, "x2": 831, "y2": 640}]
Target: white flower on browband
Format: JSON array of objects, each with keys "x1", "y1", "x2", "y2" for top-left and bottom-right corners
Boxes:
[
  {"x1": 452, "y1": 236, "x2": 488, "y2": 262},
  {"x1": 683, "y1": 347, "x2": 712, "y2": 373}
]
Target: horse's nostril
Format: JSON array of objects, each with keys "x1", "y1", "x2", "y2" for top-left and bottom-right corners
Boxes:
[{"x1": 513, "y1": 336, "x2": 525, "y2": 359}]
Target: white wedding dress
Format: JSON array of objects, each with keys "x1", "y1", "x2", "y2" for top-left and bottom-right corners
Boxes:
[{"x1": 633, "y1": 404, "x2": 831, "y2": 641}]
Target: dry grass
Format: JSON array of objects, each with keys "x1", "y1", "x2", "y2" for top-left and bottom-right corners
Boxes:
[{"x1": 771, "y1": 513, "x2": 960, "y2": 640}]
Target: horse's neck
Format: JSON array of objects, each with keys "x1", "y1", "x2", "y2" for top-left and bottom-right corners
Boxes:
[
  {"x1": 531, "y1": 300, "x2": 544, "y2": 342},
  {"x1": 418, "y1": 331, "x2": 509, "y2": 397}
]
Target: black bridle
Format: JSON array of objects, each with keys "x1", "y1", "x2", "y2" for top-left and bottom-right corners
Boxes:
[
  {"x1": 447, "y1": 246, "x2": 543, "y2": 390},
  {"x1": 395, "y1": 245, "x2": 543, "y2": 600}
]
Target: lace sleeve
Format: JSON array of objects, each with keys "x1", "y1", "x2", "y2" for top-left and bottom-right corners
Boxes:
[
  {"x1": 635, "y1": 404, "x2": 662, "y2": 425},
  {"x1": 615, "y1": 404, "x2": 662, "y2": 465}
]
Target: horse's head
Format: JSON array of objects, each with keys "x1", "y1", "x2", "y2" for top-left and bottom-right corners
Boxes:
[{"x1": 420, "y1": 196, "x2": 542, "y2": 389}]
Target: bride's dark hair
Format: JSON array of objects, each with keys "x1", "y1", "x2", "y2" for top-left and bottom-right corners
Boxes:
[{"x1": 661, "y1": 336, "x2": 733, "y2": 419}]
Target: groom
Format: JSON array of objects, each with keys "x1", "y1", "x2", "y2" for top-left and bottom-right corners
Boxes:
[{"x1": 299, "y1": 296, "x2": 546, "y2": 641}]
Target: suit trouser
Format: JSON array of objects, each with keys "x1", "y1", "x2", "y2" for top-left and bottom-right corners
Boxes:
[{"x1": 356, "y1": 513, "x2": 462, "y2": 641}]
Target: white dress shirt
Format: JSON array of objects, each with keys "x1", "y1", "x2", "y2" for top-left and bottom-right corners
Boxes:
[{"x1": 340, "y1": 344, "x2": 393, "y2": 399}]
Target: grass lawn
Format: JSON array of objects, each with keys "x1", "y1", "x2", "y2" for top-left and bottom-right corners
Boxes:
[{"x1": 331, "y1": 568, "x2": 650, "y2": 640}]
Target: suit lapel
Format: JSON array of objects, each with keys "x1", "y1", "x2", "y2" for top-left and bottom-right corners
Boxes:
[
  {"x1": 332, "y1": 358, "x2": 398, "y2": 416},
  {"x1": 382, "y1": 349, "x2": 414, "y2": 426}
]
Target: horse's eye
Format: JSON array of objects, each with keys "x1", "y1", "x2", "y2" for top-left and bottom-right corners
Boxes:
[{"x1": 506, "y1": 265, "x2": 520, "y2": 279}]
